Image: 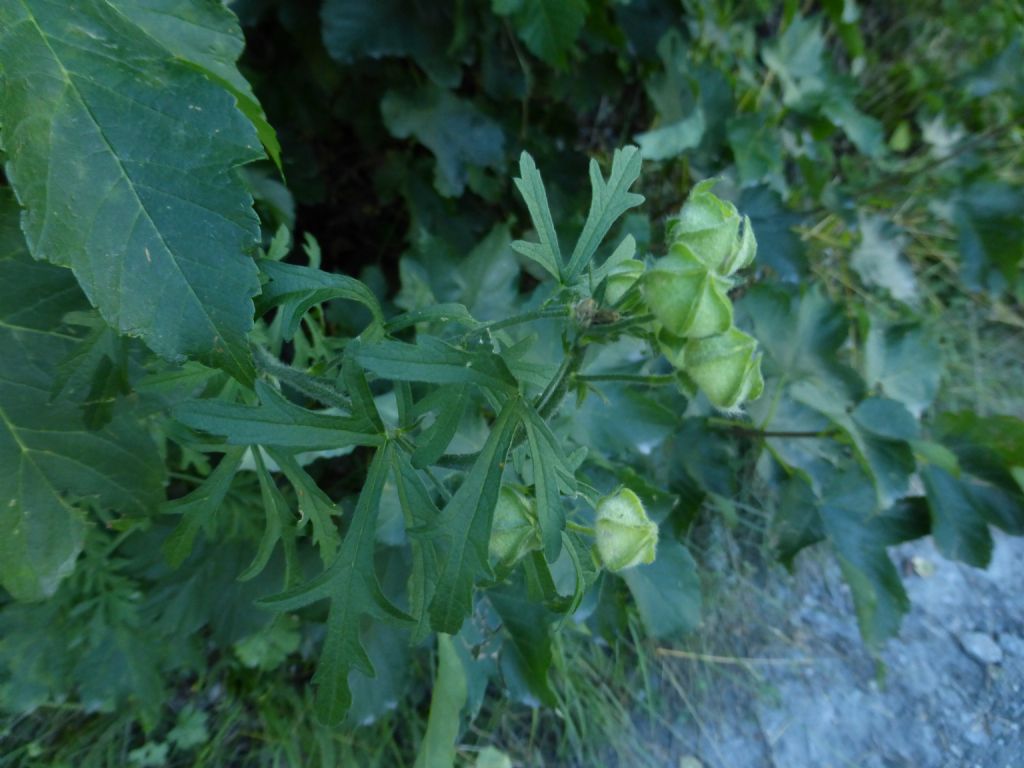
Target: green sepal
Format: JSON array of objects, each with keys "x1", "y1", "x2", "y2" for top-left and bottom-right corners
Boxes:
[
  {"x1": 683, "y1": 328, "x2": 764, "y2": 410},
  {"x1": 643, "y1": 246, "x2": 733, "y2": 339}
]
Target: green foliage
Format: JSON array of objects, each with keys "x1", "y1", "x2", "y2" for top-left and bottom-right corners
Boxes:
[
  {"x1": 1, "y1": 0, "x2": 1022, "y2": 765},
  {"x1": 0, "y1": 0, "x2": 265, "y2": 381}
]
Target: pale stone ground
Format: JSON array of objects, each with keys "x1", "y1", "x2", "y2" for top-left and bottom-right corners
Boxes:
[{"x1": 620, "y1": 532, "x2": 1024, "y2": 768}]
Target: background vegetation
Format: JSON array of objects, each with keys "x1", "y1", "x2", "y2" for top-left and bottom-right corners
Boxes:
[{"x1": 1, "y1": 0, "x2": 1022, "y2": 765}]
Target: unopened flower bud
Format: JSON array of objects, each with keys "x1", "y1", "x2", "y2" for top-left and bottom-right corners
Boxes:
[
  {"x1": 719, "y1": 215, "x2": 757, "y2": 276},
  {"x1": 667, "y1": 179, "x2": 740, "y2": 272},
  {"x1": 595, "y1": 488, "x2": 658, "y2": 572},
  {"x1": 668, "y1": 181, "x2": 758, "y2": 277},
  {"x1": 683, "y1": 328, "x2": 765, "y2": 410},
  {"x1": 603, "y1": 258, "x2": 645, "y2": 306},
  {"x1": 643, "y1": 246, "x2": 733, "y2": 339},
  {"x1": 489, "y1": 486, "x2": 540, "y2": 569}
]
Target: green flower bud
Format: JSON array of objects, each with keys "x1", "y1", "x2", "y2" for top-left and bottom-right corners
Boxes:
[
  {"x1": 489, "y1": 486, "x2": 541, "y2": 569},
  {"x1": 603, "y1": 258, "x2": 645, "y2": 306},
  {"x1": 643, "y1": 246, "x2": 733, "y2": 339},
  {"x1": 595, "y1": 488, "x2": 658, "y2": 573},
  {"x1": 667, "y1": 179, "x2": 740, "y2": 272},
  {"x1": 683, "y1": 328, "x2": 765, "y2": 410},
  {"x1": 719, "y1": 215, "x2": 757, "y2": 276},
  {"x1": 656, "y1": 328, "x2": 687, "y2": 369},
  {"x1": 667, "y1": 181, "x2": 757, "y2": 277}
]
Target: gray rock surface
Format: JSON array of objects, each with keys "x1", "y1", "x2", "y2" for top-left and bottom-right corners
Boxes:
[
  {"x1": 959, "y1": 631, "x2": 1004, "y2": 665},
  {"x1": 618, "y1": 531, "x2": 1024, "y2": 768}
]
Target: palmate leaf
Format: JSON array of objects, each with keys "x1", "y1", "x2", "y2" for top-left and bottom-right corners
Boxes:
[
  {"x1": 0, "y1": 198, "x2": 165, "y2": 600},
  {"x1": 173, "y1": 380, "x2": 384, "y2": 451},
  {"x1": 256, "y1": 259, "x2": 384, "y2": 339},
  {"x1": 162, "y1": 446, "x2": 246, "y2": 569},
  {"x1": 426, "y1": 400, "x2": 522, "y2": 634},
  {"x1": 0, "y1": 0, "x2": 265, "y2": 381},
  {"x1": 521, "y1": 402, "x2": 574, "y2": 561},
  {"x1": 511, "y1": 151, "x2": 564, "y2": 281},
  {"x1": 353, "y1": 337, "x2": 519, "y2": 394},
  {"x1": 565, "y1": 146, "x2": 644, "y2": 282},
  {"x1": 258, "y1": 446, "x2": 412, "y2": 725},
  {"x1": 513, "y1": 148, "x2": 644, "y2": 285},
  {"x1": 390, "y1": 448, "x2": 443, "y2": 642}
]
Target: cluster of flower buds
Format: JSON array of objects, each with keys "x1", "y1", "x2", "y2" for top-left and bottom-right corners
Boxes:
[{"x1": 642, "y1": 180, "x2": 764, "y2": 410}]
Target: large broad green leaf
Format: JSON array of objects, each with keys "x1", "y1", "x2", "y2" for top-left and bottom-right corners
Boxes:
[
  {"x1": 954, "y1": 182, "x2": 1024, "y2": 295},
  {"x1": 381, "y1": 85, "x2": 505, "y2": 197},
  {"x1": 321, "y1": 0, "x2": 458, "y2": 85},
  {"x1": 636, "y1": 110, "x2": 705, "y2": 161},
  {"x1": 792, "y1": 381, "x2": 915, "y2": 508},
  {"x1": 0, "y1": 198, "x2": 165, "y2": 601},
  {"x1": 258, "y1": 446, "x2": 411, "y2": 725},
  {"x1": 494, "y1": 0, "x2": 588, "y2": 70},
  {"x1": 931, "y1": 411, "x2": 1024, "y2": 535},
  {"x1": 737, "y1": 285, "x2": 860, "y2": 396},
  {"x1": 427, "y1": 400, "x2": 522, "y2": 633},
  {"x1": 621, "y1": 539, "x2": 702, "y2": 639},
  {"x1": 819, "y1": 469, "x2": 909, "y2": 648},
  {"x1": 737, "y1": 186, "x2": 807, "y2": 281},
  {"x1": 762, "y1": 14, "x2": 883, "y2": 157},
  {"x1": 862, "y1": 318, "x2": 942, "y2": 418},
  {"x1": 413, "y1": 633, "x2": 468, "y2": 768},
  {"x1": 921, "y1": 465, "x2": 993, "y2": 568},
  {"x1": 728, "y1": 114, "x2": 784, "y2": 189},
  {"x1": 111, "y1": 0, "x2": 281, "y2": 169},
  {"x1": 0, "y1": 0, "x2": 265, "y2": 381},
  {"x1": 489, "y1": 578, "x2": 557, "y2": 706},
  {"x1": 850, "y1": 213, "x2": 917, "y2": 303}
]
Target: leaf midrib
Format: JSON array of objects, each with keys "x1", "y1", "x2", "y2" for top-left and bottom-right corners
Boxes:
[{"x1": 12, "y1": 1, "x2": 251, "y2": 372}]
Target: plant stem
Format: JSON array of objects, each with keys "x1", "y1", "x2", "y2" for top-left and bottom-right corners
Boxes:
[
  {"x1": 575, "y1": 372, "x2": 677, "y2": 386},
  {"x1": 466, "y1": 305, "x2": 571, "y2": 340},
  {"x1": 582, "y1": 313, "x2": 654, "y2": 339},
  {"x1": 566, "y1": 522, "x2": 595, "y2": 536},
  {"x1": 254, "y1": 347, "x2": 351, "y2": 411},
  {"x1": 708, "y1": 417, "x2": 837, "y2": 439}
]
